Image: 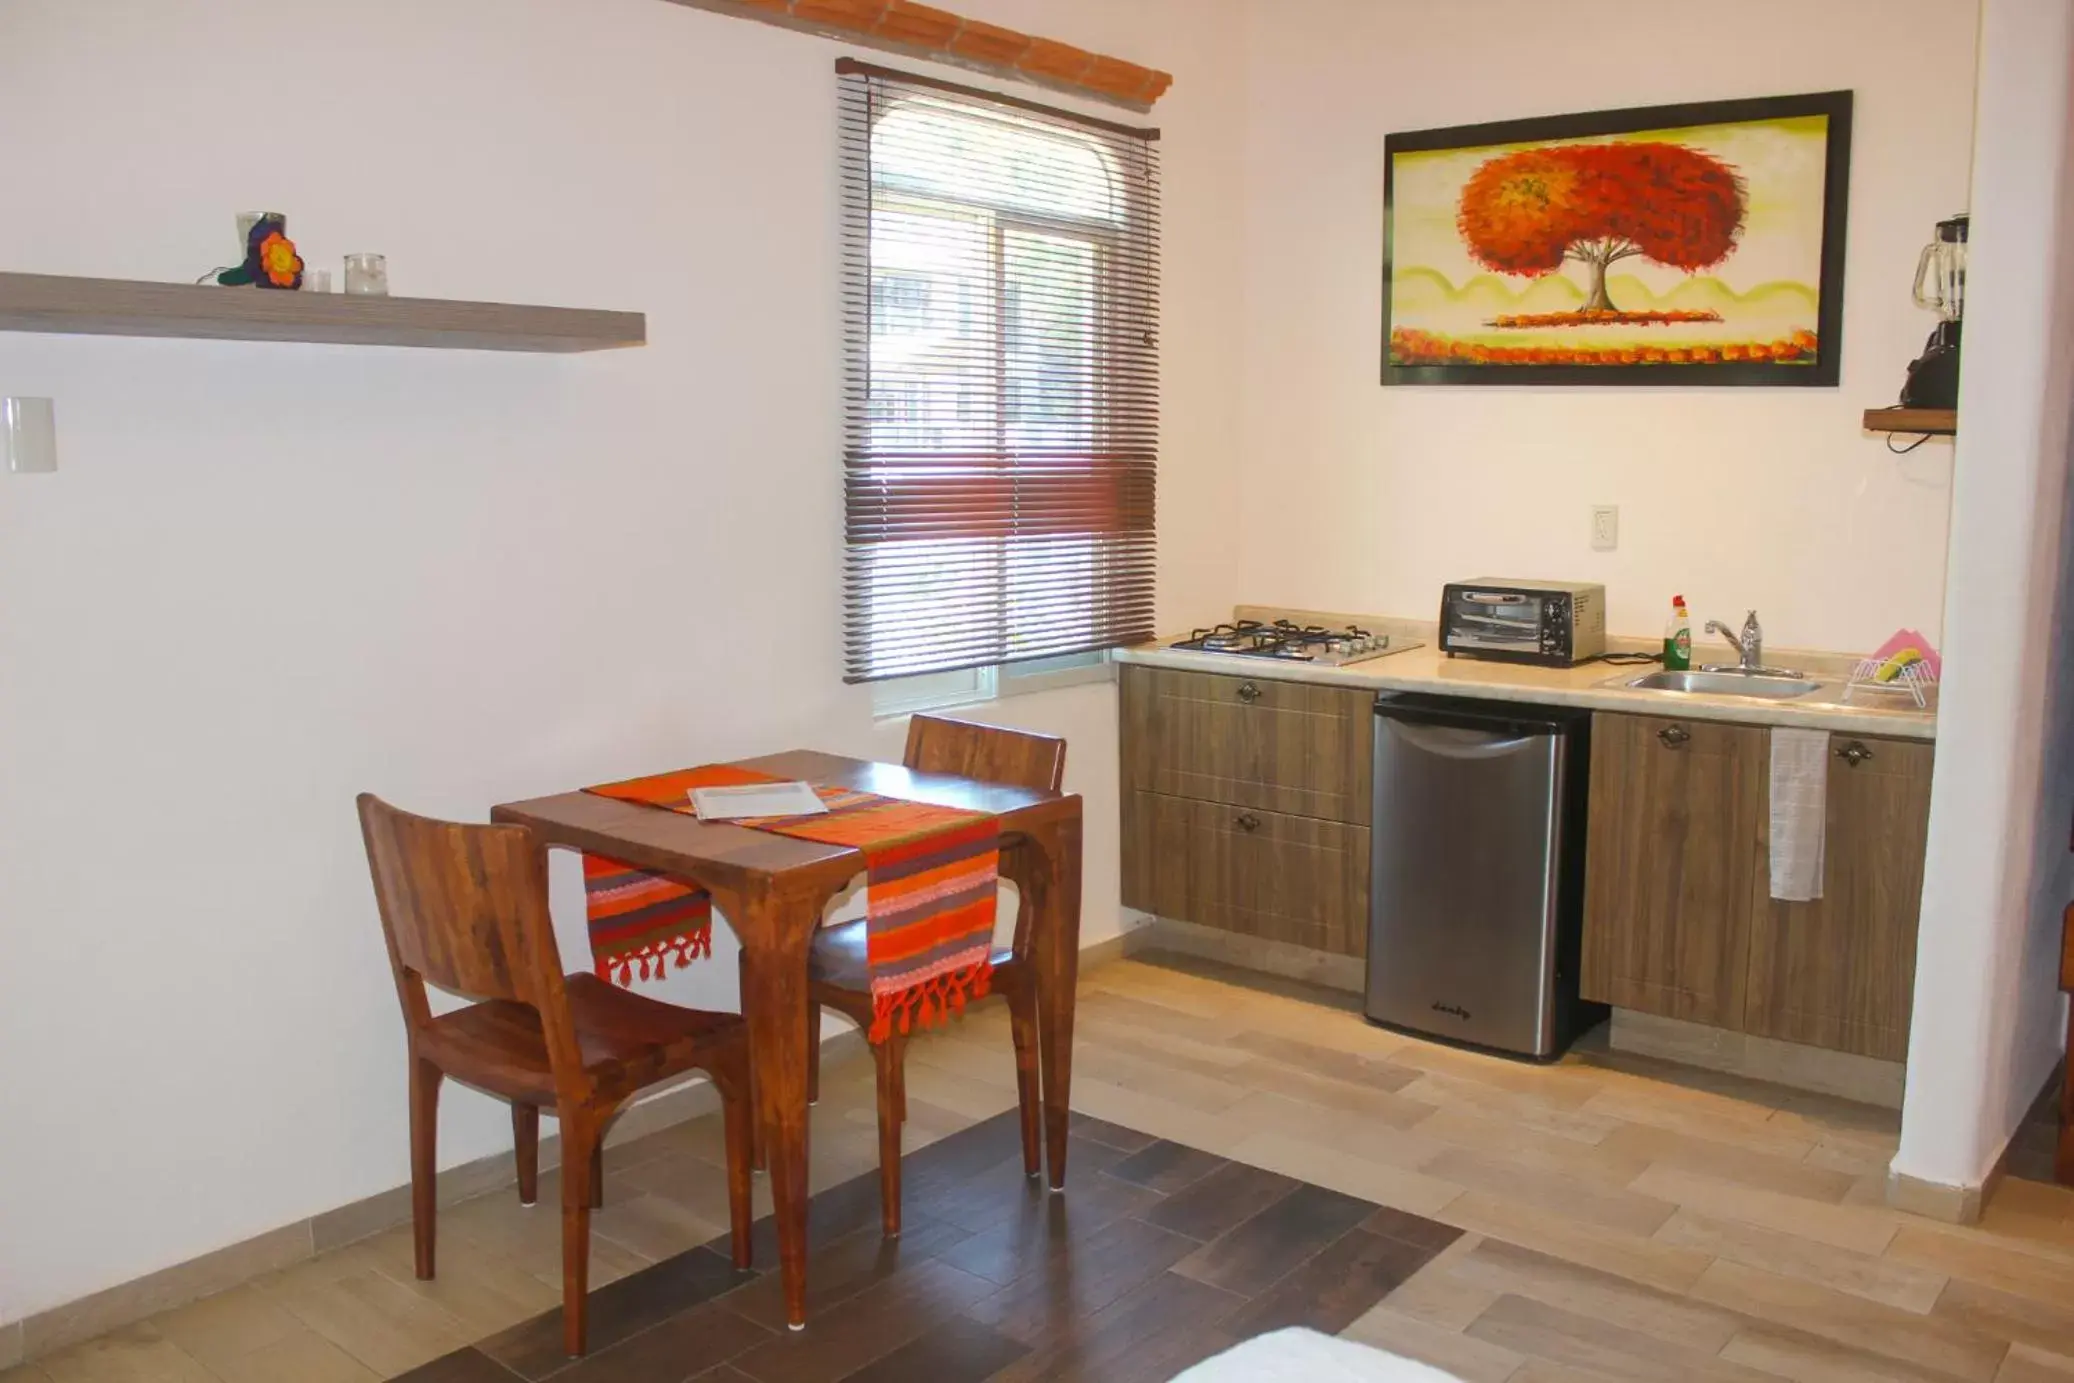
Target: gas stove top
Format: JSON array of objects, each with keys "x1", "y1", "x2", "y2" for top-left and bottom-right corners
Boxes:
[{"x1": 1165, "y1": 620, "x2": 1423, "y2": 667}]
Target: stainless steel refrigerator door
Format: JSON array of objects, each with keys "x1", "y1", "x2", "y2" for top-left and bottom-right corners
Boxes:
[{"x1": 1367, "y1": 714, "x2": 1567, "y2": 1056}]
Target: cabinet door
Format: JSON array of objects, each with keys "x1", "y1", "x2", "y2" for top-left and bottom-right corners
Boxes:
[
  {"x1": 1744, "y1": 734, "x2": 1933, "y2": 1061},
  {"x1": 1581, "y1": 713, "x2": 1766, "y2": 1028},
  {"x1": 1122, "y1": 790, "x2": 1370, "y2": 956},
  {"x1": 1121, "y1": 666, "x2": 1373, "y2": 824}
]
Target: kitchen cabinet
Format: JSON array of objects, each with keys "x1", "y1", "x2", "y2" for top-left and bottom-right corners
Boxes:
[
  {"x1": 1743, "y1": 734, "x2": 1935, "y2": 1061},
  {"x1": 1120, "y1": 665, "x2": 1371, "y2": 956},
  {"x1": 1580, "y1": 711, "x2": 1933, "y2": 1059},
  {"x1": 1580, "y1": 714, "x2": 1767, "y2": 1030}
]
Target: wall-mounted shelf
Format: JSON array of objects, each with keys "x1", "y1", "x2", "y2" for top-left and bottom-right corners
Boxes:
[
  {"x1": 1863, "y1": 407, "x2": 1957, "y2": 436},
  {"x1": 0, "y1": 272, "x2": 644, "y2": 353}
]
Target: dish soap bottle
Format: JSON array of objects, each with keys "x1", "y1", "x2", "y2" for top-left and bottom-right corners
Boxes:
[{"x1": 1664, "y1": 595, "x2": 1692, "y2": 671}]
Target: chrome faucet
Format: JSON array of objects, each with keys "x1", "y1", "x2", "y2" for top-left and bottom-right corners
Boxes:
[
  {"x1": 1702, "y1": 609, "x2": 1803, "y2": 678},
  {"x1": 1705, "y1": 610, "x2": 1764, "y2": 671}
]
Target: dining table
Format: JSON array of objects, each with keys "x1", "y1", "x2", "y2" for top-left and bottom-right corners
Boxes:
[{"x1": 491, "y1": 748, "x2": 1084, "y2": 1330}]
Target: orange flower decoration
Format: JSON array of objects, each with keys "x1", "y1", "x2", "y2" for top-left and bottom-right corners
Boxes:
[{"x1": 258, "y1": 231, "x2": 303, "y2": 289}]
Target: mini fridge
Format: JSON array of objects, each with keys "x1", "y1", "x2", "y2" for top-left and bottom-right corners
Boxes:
[{"x1": 1365, "y1": 693, "x2": 1604, "y2": 1059}]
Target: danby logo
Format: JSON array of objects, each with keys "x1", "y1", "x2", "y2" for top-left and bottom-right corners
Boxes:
[{"x1": 1431, "y1": 1002, "x2": 1472, "y2": 1022}]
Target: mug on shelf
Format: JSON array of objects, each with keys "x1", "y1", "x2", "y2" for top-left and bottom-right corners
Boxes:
[{"x1": 344, "y1": 253, "x2": 389, "y2": 296}]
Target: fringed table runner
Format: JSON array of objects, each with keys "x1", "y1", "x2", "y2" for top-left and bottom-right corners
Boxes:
[{"x1": 581, "y1": 764, "x2": 1000, "y2": 1041}]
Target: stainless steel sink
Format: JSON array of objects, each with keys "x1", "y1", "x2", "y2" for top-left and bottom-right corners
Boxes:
[{"x1": 1620, "y1": 669, "x2": 1825, "y2": 700}]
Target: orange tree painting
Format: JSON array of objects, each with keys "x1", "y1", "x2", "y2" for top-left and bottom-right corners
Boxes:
[{"x1": 1382, "y1": 92, "x2": 1852, "y2": 386}]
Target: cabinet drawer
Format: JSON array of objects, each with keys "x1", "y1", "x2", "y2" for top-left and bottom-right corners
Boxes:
[
  {"x1": 1122, "y1": 790, "x2": 1369, "y2": 956},
  {"x1": 1120, "y1": 665, "x2": 1373, "y2": 824}
]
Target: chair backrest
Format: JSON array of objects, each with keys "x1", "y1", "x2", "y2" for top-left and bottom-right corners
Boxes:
[
  {"x1": 357, "y1": 795, "x2": 581, "y2": 1075},
  {"x1": 904, "y1": 713, "x2": 1067, "y2": 793}
]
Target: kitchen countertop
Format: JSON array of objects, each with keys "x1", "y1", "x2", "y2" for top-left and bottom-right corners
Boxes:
[{"x1": 1116, "y1": 616, "x2": 1938, "y2": 741}]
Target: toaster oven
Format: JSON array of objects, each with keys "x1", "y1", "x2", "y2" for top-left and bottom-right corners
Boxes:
[{"x1": 1439, "y1": 580, "x2": 1607, "y2": 666}]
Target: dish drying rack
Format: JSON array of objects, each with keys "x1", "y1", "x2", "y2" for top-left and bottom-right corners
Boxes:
[{"x1": 1841, "y1": 658, "x2": 1939, "y2": 709}]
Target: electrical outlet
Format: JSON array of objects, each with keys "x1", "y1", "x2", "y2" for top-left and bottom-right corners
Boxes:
[{"x1": 1590, "y1": 505, "x2": 1619, "y2": 551}]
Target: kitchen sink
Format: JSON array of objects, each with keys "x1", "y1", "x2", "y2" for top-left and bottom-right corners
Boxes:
[{"x1": 1619, "y1": 669, "x2": 1826, "y2": 700}]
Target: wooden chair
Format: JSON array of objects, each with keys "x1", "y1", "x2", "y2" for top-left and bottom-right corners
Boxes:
[
  {"x1": 805, "y1": 714, "x2": 1067, "y2": 1236},
  {"x1": 357, "y1": 795, "x2": 755, "y2": 1357},
  {"x1": 2060, "y1": 903, "x2": 2073, "y2": 1185}
]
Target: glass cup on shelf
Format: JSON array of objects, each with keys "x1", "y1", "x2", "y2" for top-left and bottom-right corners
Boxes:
[
  {"x1": 304, "y1": 268, "x2": 334, "y2": 293},
  {"x1": 344, "y1": 254, "x2": 389, "y2": 296}
]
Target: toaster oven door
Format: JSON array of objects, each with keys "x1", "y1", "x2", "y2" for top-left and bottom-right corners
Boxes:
[{"x1": 1445, "y1": 588, "x2": 1547, "y2": 654}]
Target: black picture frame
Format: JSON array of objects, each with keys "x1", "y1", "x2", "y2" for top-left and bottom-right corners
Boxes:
[{"x1": 1381, "y1": 90, "x2": 1853, "y2": 388}]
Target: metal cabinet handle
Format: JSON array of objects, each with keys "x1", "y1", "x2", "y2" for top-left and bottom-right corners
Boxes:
[
  {"x1": 1837, "y1": 741, "x2": 1875, "y2": 768},
  {"x1": 1235, "y1": 813, "x2": 1261, "y2": 832},
  {"x1": 1657, "y1": 724, "x2": 1691, "y2": 748},
  {"x1": 1237, "y1": 681, "x2": 1261, "y2": 703}
]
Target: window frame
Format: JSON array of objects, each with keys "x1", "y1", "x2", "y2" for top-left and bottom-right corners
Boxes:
[{"x1": 858, "y1": 85, "x2": 1145, "y2": 712}]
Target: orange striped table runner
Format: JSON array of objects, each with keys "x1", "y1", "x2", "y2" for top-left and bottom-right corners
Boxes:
[{"x1": 581, "y1": 765, "x2": 1000, "y2": 1041}]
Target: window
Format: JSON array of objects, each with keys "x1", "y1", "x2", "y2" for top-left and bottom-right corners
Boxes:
[{"x1": 838, "y1": 60, "x2": 1160, "y2": 686}]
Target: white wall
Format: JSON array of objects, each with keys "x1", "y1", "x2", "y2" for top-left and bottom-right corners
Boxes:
[
  {"x1": 1896, "y1": 0, "x2": 2074, "y2": 1196},
  {"x1": 0, "y1": 0, "x2": 1244, "y2": 1324},
  {"x1": 1231, "y1": 0, "x2": 1977, "y2": 652}
]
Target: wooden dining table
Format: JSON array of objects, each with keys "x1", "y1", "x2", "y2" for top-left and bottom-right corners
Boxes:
[{"x1": 491, "y1": 749, "x2": 1084, "y2": 1329}]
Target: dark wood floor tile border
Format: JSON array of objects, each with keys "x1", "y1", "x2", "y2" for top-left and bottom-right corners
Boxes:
[
  {"x1": 448, "y1": 1107, "x2": 1465, "y2": 1383},
  {"x1": 1102, "y1": 1140, "x2": 1229, "y2": 1195},
  {"x1": 1169, "y1": 1182, "x2": 1379, "y2": 1296},
  {"x1": 391, "y1": 1348, "x2": 527, "y2": 1382},
  {"x1": 482, "y1": 1246, "x2": 755, "y2": 1379}
]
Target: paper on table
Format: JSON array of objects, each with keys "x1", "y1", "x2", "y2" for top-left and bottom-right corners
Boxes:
[{"x1": 689, "y1": 781, "x2": 829, "y2": 822}]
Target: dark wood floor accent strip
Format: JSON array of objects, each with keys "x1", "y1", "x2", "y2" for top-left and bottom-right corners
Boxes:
[
  {"x1": 481, "y1": 1245, "x2": 752, "y2": 1379},
  {"x1": 554, "y1": 1299, "x2": 775, "y2": 1382},
  {"x1": 728, "y1": 1257, "x2": 998, "y2": 1383},
  {"x1": 832, "y1": 1313, "x2": 1029, "y2": 1383},
  {"x1": 391, "y1": 1348, "x2": 526, "y2": 1382},
  {"x1": 1137, "y1": 1161, "x2": 1302, "y2": 1243},
  {"x1": 936, "y1": 1169, "x2": 1162, "y2": 1287},
  {"x1": 1365, "y1": 1203, "x2": 1466, "y2": 1254},
  {"x1": 449, "y1": 1107, "x2": 1467, "y2": 1383},
  {"x1": 724, "y1": 1214, "x2": 971, "y2": 1331},
  {"x1": 996, "y1": 1269, "x2": 1248, "y2": 1383},
  {"x1": 1225, "y1": 1228, "x2": 1441, "y2": 1337},
  {"x1": 1067, "y1": 1113, "x2": 1159, "y2": 1153},
  {"x1": 965, "y1": 1215, "x2": 1202, "y2": 1345},
  {"x1": 1101, "y1": 1140, "x2": 1228, "y2": 1195},
  {"x1": 1169, "y1": 1182, "x2": 1380, "y2": 1296}
]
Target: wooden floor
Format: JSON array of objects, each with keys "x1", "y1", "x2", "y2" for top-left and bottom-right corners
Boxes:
[
  {"x1": 9, "y1": 953, "x2": 2074, "y2": 1383},
  {"x1": 412, "y1": 1108, "x2": 1462, "y2": 1382}
]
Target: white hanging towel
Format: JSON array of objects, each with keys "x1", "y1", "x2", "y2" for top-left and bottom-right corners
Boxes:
[{"x1": 1769, "y1": 728, "x2": 1829, "y2": 901}]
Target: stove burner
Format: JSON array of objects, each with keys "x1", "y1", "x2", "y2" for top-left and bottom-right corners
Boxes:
[{"x1": 1168, "y1": 619, "x2": 1401, "y2": 664}]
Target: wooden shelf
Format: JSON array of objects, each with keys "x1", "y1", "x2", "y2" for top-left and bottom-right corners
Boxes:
[
  {"x1": 0, "y1": 272, "x2": 644, "y2": 353},
  {"x1": 1863, "y1": 407, "x2": 1956, "y2": 436}
]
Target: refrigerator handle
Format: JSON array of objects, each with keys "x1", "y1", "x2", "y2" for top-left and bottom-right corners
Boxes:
[{"x1": 1381, "y1": 717, "x2": 1544, "y2": 761}]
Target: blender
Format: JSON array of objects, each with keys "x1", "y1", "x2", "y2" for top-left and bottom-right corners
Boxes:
[{"x1": 1900, "y1": 213, "x2": 1966, "y2": 410}]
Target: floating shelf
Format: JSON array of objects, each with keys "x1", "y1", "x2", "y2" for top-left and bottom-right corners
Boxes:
[
  {"x1": 1863, "y1": 407, "x2": 1957, "y2": 436},
  {"x1": 0, "y1": 272, "x2": 644, "y2": 353}
]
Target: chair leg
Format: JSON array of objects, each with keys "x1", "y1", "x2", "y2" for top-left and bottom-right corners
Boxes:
[
  {"x1": 559, "y1": 1109, "x2": 596, "y2": 1358},
  {"x1": 873, "y1": 1034, "x2": 906, "y2": 1238},
  {"x1": 807, "y1": 1002, "x2": 821, "y2": 1106},
  {"x1": 717, "y1": 1066, "x2": 756, "y2": 1269},
  {"x1": 1007, "y1": 983, "x2": 1042, "y2": 1179},
  {"x1": 590, "y1": 1133, "x2": 606, "y2": 1211},
  {"x1": 409, "y1": 1058, "x2": 443, "y2": 1279},
  {"x1": 513, "y1": 1104, "x2": 539, "y2": 1207}
]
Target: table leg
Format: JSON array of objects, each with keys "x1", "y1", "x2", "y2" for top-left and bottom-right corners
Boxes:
[
  {"x1": 1032, "y1": 811, "x2": 1083, "y2": 1191},
  {"x1": 731, "y1": 886, "x2": 817, "y2": 1331}
]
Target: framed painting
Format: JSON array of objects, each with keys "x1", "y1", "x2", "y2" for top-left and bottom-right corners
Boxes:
[{"x1": 1382, "y1": 90, "x2": 1852, "y2": 387}]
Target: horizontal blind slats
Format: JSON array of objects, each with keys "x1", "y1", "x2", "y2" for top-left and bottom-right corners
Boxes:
[{"x1": 841, "y1": 68, "x2": 1159, "y2": 684}]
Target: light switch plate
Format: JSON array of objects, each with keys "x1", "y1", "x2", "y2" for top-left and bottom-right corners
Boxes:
[{"x1": 1591, "y1": 505, "x2": 1619, "y2": 551}]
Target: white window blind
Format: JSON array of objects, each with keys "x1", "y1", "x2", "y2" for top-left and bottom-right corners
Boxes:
[{"x1": 839, "y1": 59, "x2": 1160, "y2": 683}]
